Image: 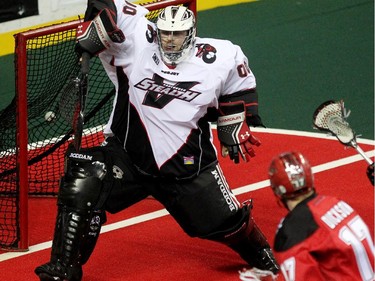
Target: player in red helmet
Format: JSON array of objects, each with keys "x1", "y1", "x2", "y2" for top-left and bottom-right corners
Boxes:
[
  {"x1": 269, "y1": 151, "x2": 374, "y2": 281},
  {"x1": 269, "y1": 151, "x2": 314, "y2": 209}
]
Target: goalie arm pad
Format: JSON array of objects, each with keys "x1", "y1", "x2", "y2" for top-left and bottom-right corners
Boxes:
[
  {"x1": 219, "y1": 89, "x2": 265, "y2": 128},
  {"x1": 76, "y1": 8, "x2": 125, "y2": 56},
  {"x1": 217, "y1": 101, "x2": 261, "y2": 163}
]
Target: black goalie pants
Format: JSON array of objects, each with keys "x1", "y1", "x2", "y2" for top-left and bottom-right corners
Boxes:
[{"x1": 102, "y1": 137, "x2": 242, "y2": 237}]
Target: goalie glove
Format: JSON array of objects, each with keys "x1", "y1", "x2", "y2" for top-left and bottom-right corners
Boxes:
[
  {"x1": 76, "y1": 8, "x2": 125, "y2": 56},
  {"x1": 217, "y1": 101, "x2": 261, "y2": 164}
]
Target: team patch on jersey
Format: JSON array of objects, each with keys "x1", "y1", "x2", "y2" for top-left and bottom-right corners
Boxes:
[
  {"x1": 196, "y1": 43, "x2": 217, "y2": 64},
  {"x1": 183, "y1": 156, "x2": 194, "y2": 165},
  {"x1": 135, "y1": 74, "x2": 200, "y2": 109},
  {"x1": 135, "y1": 78, "x2": 200, "y2": 102}
]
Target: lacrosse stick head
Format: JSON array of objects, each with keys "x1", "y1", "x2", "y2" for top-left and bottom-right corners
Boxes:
[
  {"x1": 59, "y1": 77, "x2": 80, "y2": 124},
  {"x1": 313, "y1": 100, "x2": 356, "y2": 146}
]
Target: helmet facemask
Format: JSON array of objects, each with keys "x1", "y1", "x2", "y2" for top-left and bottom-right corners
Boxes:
[{"x1": 156, "y1": 6, "x2": 196, "y2": 67}]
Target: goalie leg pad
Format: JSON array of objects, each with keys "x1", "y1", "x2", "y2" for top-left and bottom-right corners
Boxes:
[
  {"x1": 35, "y1": 208, "x2": 105, "y2": 281},
  {"x1": 58, "y1": 152, "x2": 107, "y2": 210},
  {"x1": 35, "y1": 149, "x2": 108, "y2": 281},
  {"x1": 202, "y1": 202, "x2": 280, "y2": 274}
]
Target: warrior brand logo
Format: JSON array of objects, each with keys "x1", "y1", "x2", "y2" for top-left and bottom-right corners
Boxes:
[
  {"x1": 211, "y1": 169, "x2": 236, "y2": 211},
  {"x1": 69, "y1": 153, "x2": 93, "y2": 161},
  {"x1": 196, "y1": 43, "x2": 217, "y2": 64},
  {"x1": 136, "y1": 74, "x2": 200, "y2": 109}
]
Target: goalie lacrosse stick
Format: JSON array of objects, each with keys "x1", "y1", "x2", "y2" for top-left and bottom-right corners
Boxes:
[
  {"x1": 58, "y1": 52, "x2": 90, "y2": 152},
  {"x1": 73, "y1": 52, "x2": 90, "y2": 151},
  {"x1": 313, "y1": 100, "x2": 373, "y2": 165}
]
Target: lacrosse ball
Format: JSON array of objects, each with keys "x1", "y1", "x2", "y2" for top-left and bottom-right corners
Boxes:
[{"x1": 45, "y1": 111, "x2": 56, "y2": 122}]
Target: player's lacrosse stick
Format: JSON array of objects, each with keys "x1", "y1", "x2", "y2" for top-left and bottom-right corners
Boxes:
[{"x1": 313, "y1": 100, "x2": 373, "y2": 165}]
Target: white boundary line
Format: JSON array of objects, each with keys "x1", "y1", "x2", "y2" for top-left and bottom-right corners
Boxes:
[{"x1": 0, "y1": 128, "x2": 373, "y2": 262}]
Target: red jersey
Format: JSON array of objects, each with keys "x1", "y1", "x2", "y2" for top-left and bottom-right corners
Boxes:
[{"x1": 274, "y1": 194, "x2": 374, "y2": 281}]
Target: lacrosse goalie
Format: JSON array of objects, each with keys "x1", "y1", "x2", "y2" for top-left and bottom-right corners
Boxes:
[{"x1": 34, "y1": 1, "x2": 279, "y2": 280}]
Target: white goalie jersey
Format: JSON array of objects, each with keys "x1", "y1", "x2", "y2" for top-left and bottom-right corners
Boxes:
[{"x1": 98, "y1": 0, "x2": 257, "y2": 178}]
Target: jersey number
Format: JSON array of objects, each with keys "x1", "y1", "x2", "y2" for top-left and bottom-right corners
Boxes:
[
  {"x1": 339, "y1": 215, "x2": 374, "y2": 281},
  {"x1": 237, "y1": 62, "x2": 251, "y2": 78},
  {"x1": 123, "y1": 1, "x2": 137, "y2": 15},
  {"x1": 281, "y1": 215, "x2": 374, "y2": 281}
]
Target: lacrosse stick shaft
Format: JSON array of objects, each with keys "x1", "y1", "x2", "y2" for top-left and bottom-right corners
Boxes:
[
  {"x1": 81, "y1": 52, "x2": 90, "y2": 76},
  {"x1": 73, "y1": 52, "x2": 90, "y2": 152},
  {"x1": 350, "y1": 140, "x2": 373, "y2": 165},
  {"x1": 80, "y1": 52, "x2": 90, "y2": 112}
]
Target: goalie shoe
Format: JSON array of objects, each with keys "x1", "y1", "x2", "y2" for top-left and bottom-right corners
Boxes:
[{"x1": 35, "y1": 262, "x2": 82, "y2": 281}]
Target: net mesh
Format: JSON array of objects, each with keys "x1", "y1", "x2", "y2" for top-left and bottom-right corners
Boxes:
[{"x1": 0, "y1": 0, "x2": 191, "y2": 250}]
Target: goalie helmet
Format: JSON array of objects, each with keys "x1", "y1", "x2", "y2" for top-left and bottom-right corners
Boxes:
[
  {"x1": 156, "y1": 5, "x2": 196, "y2": 66},
  {"x1": 268, "y1": 151, "x2": 314, "y2": 200}
]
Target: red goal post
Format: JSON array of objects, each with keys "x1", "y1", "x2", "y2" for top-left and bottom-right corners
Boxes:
[{"x1": 0, "y1": 0, "x2": 196, "y2": 251}]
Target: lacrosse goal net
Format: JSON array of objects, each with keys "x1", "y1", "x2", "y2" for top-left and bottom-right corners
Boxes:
[{"x1": 0, "y1": 0, "x2": 196, "y2": 251}]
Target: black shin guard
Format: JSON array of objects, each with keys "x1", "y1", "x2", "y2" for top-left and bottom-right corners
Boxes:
[
  {"x1": 35, "y1": 150, "x2": 107, "y2": 281},
  {"x1": 48, "y1": 207, "x2": 105, "y2": 266},
  {"x1": 203, "y1": 202, "x2": 280, "y2": 274},
  {"x1": 35, "y1": 209, "x2": 105, "y2": 281}
]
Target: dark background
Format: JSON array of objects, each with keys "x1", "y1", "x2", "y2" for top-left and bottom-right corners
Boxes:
[
  {"x1": 0, "y1": 0, "x2": 38, "y2": 23},
  {"x1": 0, "y1": 0, "x2": 373, "y2": 139}
]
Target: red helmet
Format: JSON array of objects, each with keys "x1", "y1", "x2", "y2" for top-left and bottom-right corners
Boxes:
[{"x1": 268, "y1": 151, "x2": 314, "y2": 200}]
